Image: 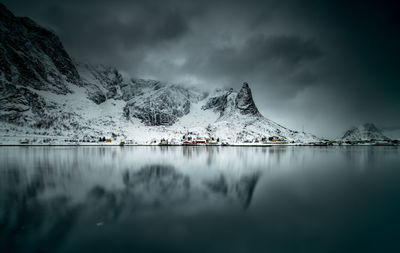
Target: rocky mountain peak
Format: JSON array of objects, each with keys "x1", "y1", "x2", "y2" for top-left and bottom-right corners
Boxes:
[
  {"x1": 0, "y1": 3, "x2": 83, "y2": 124},
  {"x1": 0, "y1": 3, "x2": 13, "y2": 20},
  {"x1": 0, "y1": 3, "x2": 80, "y2": 92},
  {"x1": 235, "y1": 82, "x2": 260, "y2": 116}
]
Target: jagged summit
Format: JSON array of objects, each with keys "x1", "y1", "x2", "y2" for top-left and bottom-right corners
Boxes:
[
  {"x1": 0, "y1": 3, "x2": 13, "y2": 20},
  {"x1": 235, "y1": 82, "x2": 260, "y2": 116},
  {"x1": 341, "y1": 123, "x2": 390, "y2": 141}
]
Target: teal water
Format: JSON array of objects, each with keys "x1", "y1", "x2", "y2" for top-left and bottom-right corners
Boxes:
[{"x1": 1, "y1": 146, "x2": 399, "y2": 252}]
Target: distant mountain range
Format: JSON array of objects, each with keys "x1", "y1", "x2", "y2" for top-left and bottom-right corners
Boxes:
[
  {"x1": 0, "y1": 4, "x2": 322, "y2": 144},
  {"x1": 340, "y1": 123, "x2": 390, "y2": 142}
]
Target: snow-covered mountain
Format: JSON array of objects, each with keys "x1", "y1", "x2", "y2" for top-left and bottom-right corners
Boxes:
[
  {"x1": 340, "y1": 123, "x2": 390, "y2": 142},
  {"x1": 0, "y1": 4, "x2": 319, "y2": 144}
]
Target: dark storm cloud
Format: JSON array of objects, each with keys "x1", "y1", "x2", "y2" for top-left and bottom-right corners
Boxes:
[
  {"x1": 3, "y1": 0, "x2": 400, "y2": 138},
  {"x1": 190, "y1": 34, "x2": 322, "y2": 75},
  {"x1": 4, "y1": 0, "x2": 204, "y2": 65},
  {"x1": 175, "y1": 33, "x2": 323, "y2": 98}
]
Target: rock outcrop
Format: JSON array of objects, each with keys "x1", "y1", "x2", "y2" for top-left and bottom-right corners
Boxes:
[
  {"x1": 0, "y1": 3, "x2": 80, "y2": 124},
  {"x1": 0, "y1": 3, "x2": 80, "y2": 93},
  {"x1": 235, "y1": 82, "x2": 260, "y2": 116}
]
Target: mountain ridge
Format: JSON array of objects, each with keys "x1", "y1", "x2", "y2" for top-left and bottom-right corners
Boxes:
[{"x1": 0, "y1": 4, "x2": 320, "y2": 144}]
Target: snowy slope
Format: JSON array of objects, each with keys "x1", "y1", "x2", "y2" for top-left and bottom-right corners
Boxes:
[
  {"x1": 205, "y1": 83, "x2": 318, "y2": 143},
  {"x1": 0, "y1": 74, "x2": 320, "y2": 144}
]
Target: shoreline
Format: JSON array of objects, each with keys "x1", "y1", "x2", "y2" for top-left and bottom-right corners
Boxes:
[{"x1": 0, "y1": 144, "x2": 397, "y2": 147}]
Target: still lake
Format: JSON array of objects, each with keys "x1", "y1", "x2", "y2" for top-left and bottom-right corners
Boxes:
[{"x1": 1, "y1": 146, "x2": 400, "y2": 252}]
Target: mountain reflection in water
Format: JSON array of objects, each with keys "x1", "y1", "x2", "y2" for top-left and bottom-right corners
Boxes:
[{"x1": 0, "y1": 146, "x2": 400, "y2": 253}]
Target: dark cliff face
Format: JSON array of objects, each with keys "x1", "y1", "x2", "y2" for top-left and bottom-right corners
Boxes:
[
  {"x1": 0, "y1": 3, "x2": 80, "y2": 94},
  {"x1": 122, "y1": 80, "x2": 203, "y2": 126},
  {"x1": 235, "y1": 82, "x2": 260, "y2": 116},
  {"x1": 0, "y1": 4, "x2": 81, "y2": 124},
  {"x1": 76, "y1": 62, "x2": 124, "y2": 104},
  {"x1": 202, "y1": 83, "x2": 261, "y2": 118},
  {"x1": 201, "y1": 88, "x2": 233, "y2": 113}
]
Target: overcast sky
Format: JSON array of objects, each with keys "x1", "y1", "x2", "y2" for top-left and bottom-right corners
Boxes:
[{"x1": 4, "y1": 0, "x2": 400, "y2": 138}]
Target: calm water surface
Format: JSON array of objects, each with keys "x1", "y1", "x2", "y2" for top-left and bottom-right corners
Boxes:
[{"x1": 1, "y1": 146, "x2": 400, "y2": 252}]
